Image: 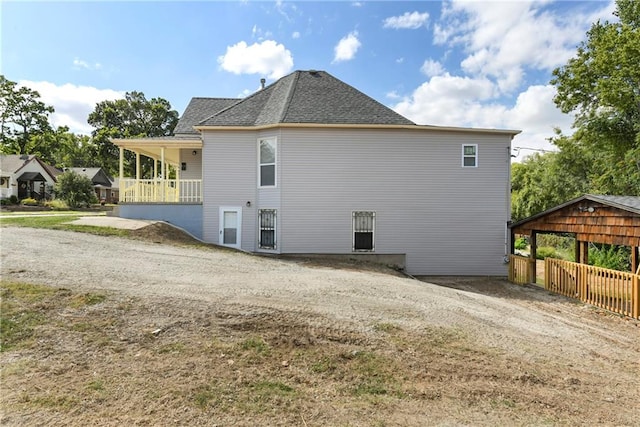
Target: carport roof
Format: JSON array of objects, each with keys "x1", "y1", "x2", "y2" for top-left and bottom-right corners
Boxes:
[{"x1": 510, "y1": 194, "x2": 640, "y2": 247}]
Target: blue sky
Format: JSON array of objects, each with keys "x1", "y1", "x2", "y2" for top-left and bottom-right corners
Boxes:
[{"x1": 2, "y1": 0, "x2": 615, "y2": 160}]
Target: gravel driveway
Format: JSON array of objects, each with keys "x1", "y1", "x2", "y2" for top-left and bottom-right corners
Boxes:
[{"x1": 2, "y1": 226, "x2": 638, "y2": 365}]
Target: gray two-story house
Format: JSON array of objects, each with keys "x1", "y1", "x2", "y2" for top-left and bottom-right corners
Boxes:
[{"x1": 114, "y1": 70, "x2": 519, "y2": 275}]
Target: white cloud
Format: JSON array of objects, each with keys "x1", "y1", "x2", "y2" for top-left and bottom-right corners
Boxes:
[
  {"x1": 332, "y1": 31, "x2": 361, "y2": 63},
  {"x1": 434, "y1": 1, "x2": 615, "y2": 92},
  {"x1": 218, "y1": 40, "x2": 294, "y2": 79},
  {"x1": 73, "y1": 57, "x2": 102, "y2": 71},
  {"x1": 292, "y1": 31, "x2": 300, "y2": 39},
  {"x1": 18, "y1": 80, "x2": 123, "y2": 135},
  {"x1": 392, "y1": 76, "x2": 574, "y2": 161},
  {"x1": 383, "y1": 11, "x2": 429, "y2": 29},
  {"x1": 420, "y1": 59, "x2": 444, "y2": 77}
]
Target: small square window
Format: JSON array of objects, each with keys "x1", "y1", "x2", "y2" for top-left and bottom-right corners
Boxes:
[
  {"x1": 462, "y1": 144, "x2": 477, "y2": 167},
  {"x1": 353, "y1": 211, "x2": 375, "y2": 252}
]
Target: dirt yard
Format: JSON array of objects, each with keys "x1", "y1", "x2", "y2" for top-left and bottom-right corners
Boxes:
[{"x1": 1, "y1": 226, "x2": 639, "y2": 426}]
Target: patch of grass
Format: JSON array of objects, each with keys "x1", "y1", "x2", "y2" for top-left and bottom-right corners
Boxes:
[
  {"x1": 310, "y1": 356, "x2": 338, "y2": 374},
  {"x1": 70, "y1": 292, "x2": 106, "y2": 308},
  {"x1": 158, "y1": 342, "x2": 186, "y2": 354},
  {"x1": 249, "y1": 380, "x2": 296, "y2": 397},
  {"x1": 373, "y1": 322, "x2": 401, "y2": 333},
  {"x1": 87, "y1": 379, "x2": 105, "y2": 391},
  {"x1": 0, "y1": 282, "x2": 60, "y2": 352},
  {"x1": 239, "y1": 336, "x2": 270, "y2": 356},
  {"x1": 0, "y1": 214, "x2": 129, "y2": 237}
]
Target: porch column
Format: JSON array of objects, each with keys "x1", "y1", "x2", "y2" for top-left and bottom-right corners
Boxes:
[
  {"x1": 175, "y1": 165, "x2": 180, "y2": 203},
  {"x1": 529, "y1": 231, "x2": 537, "y2": 284},
  {"x1": 136, "y1": 152, "x2": 141, "y2": 180},
  {"x1": 160, "y1": 147, "x2": 165, "y2": 202},
  {"x1": 119, "y1": 147, "x2": 124, "y2": 181},
  {"x1": 632, "y1": 246, "x2": 639, "y2": 274}
]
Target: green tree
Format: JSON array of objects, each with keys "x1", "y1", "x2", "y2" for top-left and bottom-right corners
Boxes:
[
  {"x1": 550, "y1": 0, "x2": 640, "y2": 195},
  {"x1": 87, "y1": 91, "x2": 179, "y2": 176},
  {"x1": 0, "y1": 75, "x2": 54, "y2": 155},
  {"x1": 54, "y1": 170, "x2": 97, "y2": 208},
  {"x1": 511, "y1": 150, "x2": 590, "y2": 221}
]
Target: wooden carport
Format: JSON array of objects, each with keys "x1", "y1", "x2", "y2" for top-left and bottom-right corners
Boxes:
[
  {"x1": 509, "y1": 195, "x2": 640, "y2": 319},
  {"x1": 510, "y1": 195, "x2": 640, "y2": 279}
]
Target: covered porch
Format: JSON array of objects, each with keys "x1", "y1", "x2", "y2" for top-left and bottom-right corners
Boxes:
[{"x1": 113, "y1": 136, "x2": 203, "y2": 203}]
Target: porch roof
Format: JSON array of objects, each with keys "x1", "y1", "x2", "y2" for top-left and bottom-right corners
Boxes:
[
  {"x1": 17, "y1": 171, "x2": 47, "y2": 181},
  {"x1": 112, "y1": 136, "x2": 201, "y2": 164}
]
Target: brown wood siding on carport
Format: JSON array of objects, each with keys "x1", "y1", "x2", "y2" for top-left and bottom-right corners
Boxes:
[{"x1": 512, "y1": 201, "x2": 640, "y2": 247}]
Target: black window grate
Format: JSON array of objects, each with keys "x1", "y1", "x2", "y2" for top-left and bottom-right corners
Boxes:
[
  {"x1": 353, "y1": 211, "x2": 375, "y2": 251},
  {"x1": 259, "y1": 209, "x2": 277, "y2": 249}
]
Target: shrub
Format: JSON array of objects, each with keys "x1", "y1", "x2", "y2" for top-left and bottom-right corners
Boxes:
[
  {"x1": 45, "y1": 199, "x2": 69, "y2": 211},
  {"x1": 54, "y1": 171, "x2": 97, "y2": 209},
  {"x1": 20, "y1": 198, "x2": 38, "y2": 206},
  {"x1": 0, "y1": 199, "x2": 9, "y2": 206},
  {"x1": 535, "y1": 246, "x2": 558, "y2": 260},
  {"x1": 9, "y1": 195, "x2": 18, "y2": 204},
  {"x1": 588, "y1": 244, "x2": 630, "y2": 271},
  {"x1": 514, "y1": 237, "x2": 527, "y2": 250}
]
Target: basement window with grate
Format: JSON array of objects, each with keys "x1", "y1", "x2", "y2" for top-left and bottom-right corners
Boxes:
[
  {"x1": 259, "y1": 209, "x2": 277, "y2": 249},
  {"x1": 353, "y1": 211, "x2": 375, "y2": 252}
]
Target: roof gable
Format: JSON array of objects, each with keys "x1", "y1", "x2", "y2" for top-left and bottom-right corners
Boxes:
[
  {"x1": 1, "y1": 154, "x2": 60, "y2": 181},
  {"x1": 68, "y1": 167, "x2": 113, "y2": 186},
  {"x1": 198, "y1": 70, "x2": 415, "y2": 127}
]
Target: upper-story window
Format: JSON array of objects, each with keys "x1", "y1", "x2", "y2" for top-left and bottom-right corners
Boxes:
[
  {"x1": 462, "y1": 144, "x2": 478, "y2": 167},
  {"x1": 259, "y1": 138, "x2": 276, "y2": 187}
]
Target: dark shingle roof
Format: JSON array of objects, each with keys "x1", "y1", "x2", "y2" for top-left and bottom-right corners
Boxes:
[
  {"x1": 587, "y1": 194, "x2": 640, "y2": 214},
  {"x1": 198, "y1": 70, "x2": 415, "y2": 127},
  {"x1": 174, "y1": 97, "x2": 241, "y2": 134},
  {"x1": 510, "y1": 194, "x2": 640, "y2": 228}
]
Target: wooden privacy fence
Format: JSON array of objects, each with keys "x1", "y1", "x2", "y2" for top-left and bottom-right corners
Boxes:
[
  {"x1": 545, "y1": 258, "x2": 640, "y2": 319},
  {"x1": 508, "y1": 255, "x2": 530, "y2": 284}
]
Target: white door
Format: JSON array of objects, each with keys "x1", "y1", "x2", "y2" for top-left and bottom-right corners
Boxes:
[{"x1": 219, "y1": 207, "x2": 242, "y2": 249}]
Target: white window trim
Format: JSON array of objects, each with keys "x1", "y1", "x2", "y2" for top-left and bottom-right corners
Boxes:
[
  {"x1": 258, "y1": 137, "x2": 277, "y2": 188},
  {"x1": 462, "y1": 144, "x2": 478, "y2": 168},
  {"x1": 258, "y1": 209, "x2": 277, "y2": 250},
  {"x1": 352, "y1": 211, "x2": 376, "y2": 252}
]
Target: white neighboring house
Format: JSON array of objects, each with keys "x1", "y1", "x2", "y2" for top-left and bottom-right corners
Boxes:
[
  {"x1": 0, "y1": 154, "x2": 61, "y2": 201},
  {"x1": 112, "y1": 70, "x2": 521, "y2": 275},
  {"x1": 66, "y1": 167, "x2": 119, "y2": 204}
]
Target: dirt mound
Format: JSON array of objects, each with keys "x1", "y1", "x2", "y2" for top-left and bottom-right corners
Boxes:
[{"x1": 128, "y1": 222, "x2": 202, "y2": 245}]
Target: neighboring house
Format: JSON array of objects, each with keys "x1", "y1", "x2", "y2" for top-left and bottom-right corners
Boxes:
[
  {"x1": 0, "y1": 154, "x2": 61, "y2": 201},
  {"x1": 67, "y1": 167, "x2": 118, "y2": 204},
  {"x1": 113, "y1": 70, "x2": 520, "y2": 275}
]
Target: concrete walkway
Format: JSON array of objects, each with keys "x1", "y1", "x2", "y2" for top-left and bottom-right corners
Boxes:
[{"x1": 70, "y1": 216, "x2": 157, "y2": 230}]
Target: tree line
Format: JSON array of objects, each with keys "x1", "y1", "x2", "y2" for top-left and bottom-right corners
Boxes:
[
  {"x1": 512, "y1": 0, "x2": 639, "y2": 220},
  {"x1": 0, "y1": 77, "x2": 178, "y2": 178}
]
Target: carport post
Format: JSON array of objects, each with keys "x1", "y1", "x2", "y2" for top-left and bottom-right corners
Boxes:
[{"x1": 529, "y1": 231, "x2": 537, "y2": 284}]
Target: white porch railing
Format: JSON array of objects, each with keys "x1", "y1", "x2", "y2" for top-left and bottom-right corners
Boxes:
[{"x1": 120, "y1": 179, "x2": 202, "y2": 203}]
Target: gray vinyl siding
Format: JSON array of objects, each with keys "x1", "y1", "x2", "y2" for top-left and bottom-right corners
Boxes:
[
  {"x1": 179, "y1": 148, "x2": 202, "y2": 180},
  {"x1": 279, "y1": 128, "x2": 511, "y2": 275},
  {"x1": 202, "y1": 131, "x2": 257, "y2": 249}
]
